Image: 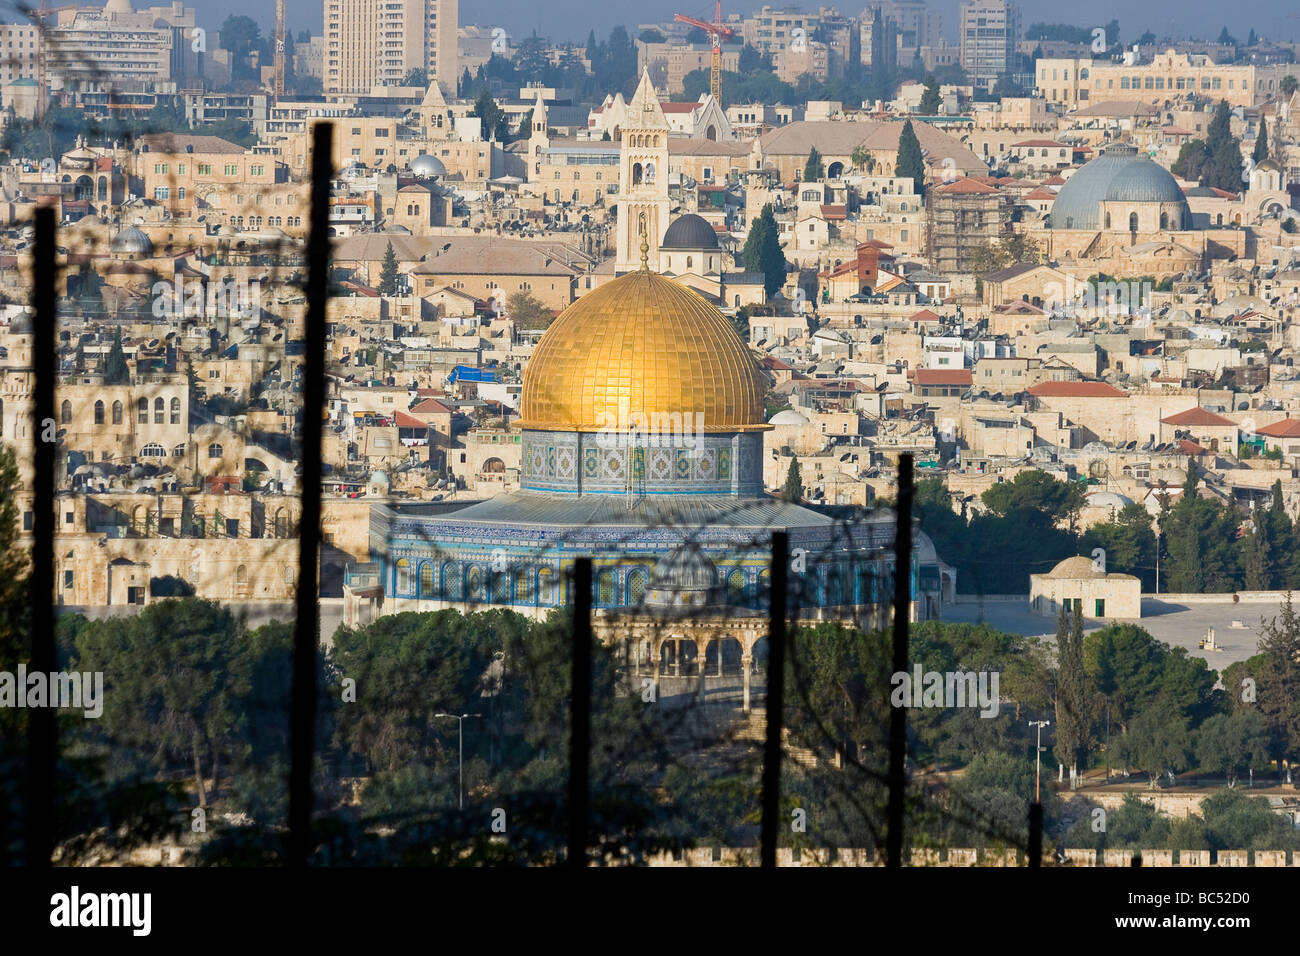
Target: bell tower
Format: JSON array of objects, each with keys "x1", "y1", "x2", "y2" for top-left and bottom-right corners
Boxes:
[{"x1": 615, "y1": 70, "x2": 671, "y2": 274}]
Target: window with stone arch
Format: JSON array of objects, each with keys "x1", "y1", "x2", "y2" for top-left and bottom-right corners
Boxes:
[
  {"x1": 514, "y1": 568, "x2": 531, "y2": 604},
  {"x1": 420, "y1": 562, "x2": 434, "y2": 597},
  {"x1": 466, "y1": 566, "x2": 482, "y2": 601},
  {"x1": 396, "y1": 558, "x2": 411, "y2": 594},
  {"x1": 94, "y1": 400, "x2": 104, "y2": 425},
  {"x1": 112, "y1": 400, "x2": 123, "y2": 425},
  {"x1": 61, "y1": 400, "x2": 72, "y2": 424},
  {"x1": 538, "y1": 566, "x2": 556, "y2": 604},
  {"x1": 154, "y1": 397, "x2": 165, "y2": 424}
]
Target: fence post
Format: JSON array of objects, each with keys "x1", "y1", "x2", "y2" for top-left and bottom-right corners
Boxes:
[
  {"x1": 287, "y1": 121, "x2": 333, "y2": 867},
  {"x1": 568, "y1": 557, "x2": 593, "y2": 866},
  {"x1": 886, "y1": 454, "x2": 913, "y2": 868},
  {"x1": 26, "y1": 206, "x2": 58, "y2": 867},
  {"x1": 1028, "y1": 802, "x2": 1042, "y2": 868},
  {"x1": 760, "y1": 530, "x2": 789, "y2": 868}
]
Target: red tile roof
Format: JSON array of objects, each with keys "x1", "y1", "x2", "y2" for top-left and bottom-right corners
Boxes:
[
  {"x1": 393, "y1": 410, "x2": 428, "y2": 429},
  {"x1": 819, "y1": 204, "x2": 847, "y2": 219},
  {"x1": 410, "y1": 398, "x2": 453, "y2": 415},
  {"x1": 1256, "y1": 419, "x2": 1300, "y2": 438},
  {"x1": 1161, "y1": 407, "x2": 1236, "y2": 427},
  {"x1": 913, "y1": 369, "x2": 972, "y2": 386},
  {"x1": 1029, "y1": 381, "x2": 1127, "y2": 398},
  {"x1": 910, "y1": 309, "x2": 942, "y2": 322},
  {"x1": 934, "y1": 176, "x2": 998, "y2": 194}
]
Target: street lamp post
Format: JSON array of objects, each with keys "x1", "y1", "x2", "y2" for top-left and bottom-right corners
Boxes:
[
  {"x1": 1029, "y1": 720, "x2": 1051, "y2": 803},
  {"x1": 435, "y1": 712, "x2": 481, "y2": 810}
]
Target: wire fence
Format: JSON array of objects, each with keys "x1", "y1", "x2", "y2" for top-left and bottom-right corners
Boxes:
[{"x1": 13, "y1": 113, "x2": 1296, "y2": 869}]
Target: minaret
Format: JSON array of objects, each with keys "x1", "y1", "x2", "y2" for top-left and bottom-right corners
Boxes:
[{"x1": 615, "y1": 70, "x2": 671, "y2": 275}]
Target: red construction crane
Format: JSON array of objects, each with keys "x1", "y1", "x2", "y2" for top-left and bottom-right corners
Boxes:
[{"x1": 674, "y1": 2, "x2": 735, "y2": 103}]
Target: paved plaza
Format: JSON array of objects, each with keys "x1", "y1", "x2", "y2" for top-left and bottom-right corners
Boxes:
[{"x1": 943, "y1": 596, "x2": 1289, "y2": 674}]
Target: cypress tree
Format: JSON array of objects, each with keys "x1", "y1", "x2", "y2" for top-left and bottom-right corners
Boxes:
[
  {"x1": 379, "y1": 241, "x2": 399, "y2": 295},
  {"x1": 1054, "y1": 607, "x2": 1092, "y2": 787},
  {"x1": 804, "y1": 146, "x2": 824, "y2": 181},
  {"x1": 896, "y1": 119, "x2": 926, "y2": 197},
  {"x1": 743, "y1": 204, "x2": 786, "y2": 298},
  {"x1": 1253, "y1": 117, "x2": 1269, "y2": 164},
  {"x1": 918, "y1": 75, "x2": 940, "y2": 115},
  {"x1": 781, "y1": 457, "x2": 803, "y2": 503},
  {"x1": 103, "y1": 327, "x2": 130, "y2": 385}
]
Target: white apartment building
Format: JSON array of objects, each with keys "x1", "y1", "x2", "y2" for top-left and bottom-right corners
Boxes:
[
  {"x1": 959, "y1": 0, "x2": 1020, "y2": 90},
  {"x1": 324, "y1": 0, "x2": 458, "y2": 97}
]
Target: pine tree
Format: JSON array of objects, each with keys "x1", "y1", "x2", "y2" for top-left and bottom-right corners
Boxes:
[
  {"x1": 804, "y1": 146, "x2": 824, "y2": 181},
  {"x1": 1253, "y1": 117, "x2": 1269, "y2": 164},
  {"x1": 896, "y1": 119, "x2": 925, "y2": 197},
  {"x1": 378, "y1": 241, "x2": 399, "y2": 295},
  {"x1": 918, "y1": 75, "x2": 940, "y2": 115},
  {"x1": 781, "y1": 457, "x2": 803, "y2": 502},
  {"x1": 742, "y1": 204, "x2": 786, "y2": 298},
  {"x1": 103, "y1": 327, "x2": 130, "y2": 385}
]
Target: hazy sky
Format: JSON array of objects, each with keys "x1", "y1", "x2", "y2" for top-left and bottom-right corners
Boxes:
[{"x1": 135, "y1": 0, "x2": 1300, "y2": 50}]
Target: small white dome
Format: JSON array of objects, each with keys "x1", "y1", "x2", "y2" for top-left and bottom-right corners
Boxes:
[
  {"x1": 769, "y1": 409, "x2": 809, "y2": 425},
  {"x1": 410, "y1": 154, "x2": 446, "y2": 179}
]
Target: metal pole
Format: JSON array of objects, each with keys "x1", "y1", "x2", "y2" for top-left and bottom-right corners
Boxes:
[
  {"x1": 26, "y1": 206, "x2": 57, "y2": 868},
  {"x1": 458, "y1": 717, "x2": 464, "y2": 811},
  {"x1": 760, "y1": 530, "x2": 788, "y2": 868},
  {"x1": 886, "y1": 454, "x2": 914, "y2": 868},
  {"x1": 287, "y1": 120, "x2": 333, "y2": 867},
  {"x1": 1027, "y1": 802, "x2": 1042, "y2": 868},
  {"x1": 568, "y1": 558, "x2": 593, "y2": 867}
]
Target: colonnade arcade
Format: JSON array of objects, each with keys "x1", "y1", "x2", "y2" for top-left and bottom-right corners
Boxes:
[{"x1": 593, "y1": 612, "x2": 770, "y2": 712}]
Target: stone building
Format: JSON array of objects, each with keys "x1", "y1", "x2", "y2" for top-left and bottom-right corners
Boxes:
[{"x1": 1030, "y1": 555, "x2": 1142, "y2": 619}]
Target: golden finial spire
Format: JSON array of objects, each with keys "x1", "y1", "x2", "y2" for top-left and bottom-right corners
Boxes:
[{"x1": 639, "y1": 235, "x2": 650, "y2": 272}]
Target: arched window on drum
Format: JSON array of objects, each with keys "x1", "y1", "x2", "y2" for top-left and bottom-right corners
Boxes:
[
  {"x1": 596, "y1": 568, "x2": 616, "y2": 606},
  {"x1": 441, "y1": 561, "x2": 461, "y2": 601},
  {"x1": 727, "y1": 568, "x2": 747, "y2": 604},
  {"x1": 538, "y1": 567, "x2": 556, "y2": 605},
  {"x1": 626, "y1": 568, "x2": 648, "y2": 606}
]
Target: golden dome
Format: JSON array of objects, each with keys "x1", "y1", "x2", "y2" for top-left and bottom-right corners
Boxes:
[{"x1": 517, "y1": 270, "x2": 770, "y2": 433}]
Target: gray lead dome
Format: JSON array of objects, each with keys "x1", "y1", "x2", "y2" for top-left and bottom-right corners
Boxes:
[
  {"x1": 1050, "y1": 144, "x2": 1190, "y2": 231},
  {"x1": 661, "y1": 213, "x2": 720, "y2": 250}
]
